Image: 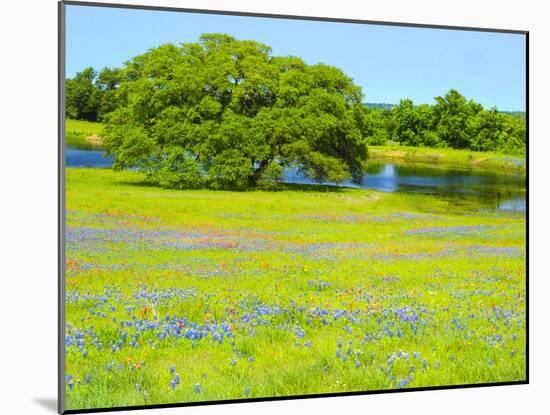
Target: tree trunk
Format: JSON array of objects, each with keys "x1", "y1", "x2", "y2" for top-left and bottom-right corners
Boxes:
[{"x1": 249, "y1": 158, "x2": 270, "y2": 186}]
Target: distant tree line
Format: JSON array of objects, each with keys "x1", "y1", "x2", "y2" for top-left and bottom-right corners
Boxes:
[
  {"x1": 66, "y1": 66, "x2": 122, "y2": 122},
  {"x1": 65, "y1": 34, "x2": 526, "y2": 189},
  {"x1": 362, "y1": 91, "x2": 526, "y2": 155}
]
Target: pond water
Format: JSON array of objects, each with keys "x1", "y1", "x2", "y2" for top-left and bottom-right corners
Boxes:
[
  {"x1": 66, "y1": 147, "x2": 115, "y2": 168},
  {"x1": 65, "y1": 146, "x2": 526, "y2": 212}
]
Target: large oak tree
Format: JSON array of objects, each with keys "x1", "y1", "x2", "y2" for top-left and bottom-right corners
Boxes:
[{"x1": 102, "y1": 34, "x2": 368, "y2": 189}]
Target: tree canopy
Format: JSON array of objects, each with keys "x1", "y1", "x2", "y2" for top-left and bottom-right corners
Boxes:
[{"x1": 99, "y1": 34, "x2": 367, "y2": 189}]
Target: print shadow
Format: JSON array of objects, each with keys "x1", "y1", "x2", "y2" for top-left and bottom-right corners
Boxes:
[{"x1": 34, "y1": 398, "x2": 57, "y2": 413}]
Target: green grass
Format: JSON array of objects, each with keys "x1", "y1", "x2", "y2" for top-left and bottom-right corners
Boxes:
[
  {"x1": 368, "y1": 145, "x2": 526, "y2": 173},
  {"x1": 64, "y1": 168, "x2": 526, "y2": 410},
  {"x1": 66, "y1": 119, "x2": 103, "y2": 150}
]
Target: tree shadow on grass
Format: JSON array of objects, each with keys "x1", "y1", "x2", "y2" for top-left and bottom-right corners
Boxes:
[
  {"x1": 116, "y1": 179, "x2": 348, "y2": 193},
  {"x1": 275, "y1": 182, "x2": 346, "y2": 193}
]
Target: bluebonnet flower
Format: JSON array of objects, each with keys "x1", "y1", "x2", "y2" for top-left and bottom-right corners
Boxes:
[
  {"x1": 245, "y1": 386, "x2": 250, "y2": 397},
  {"x1": 413, "y1": 352, "x2": 420, "y2": 359},
  {"x1": 170, "y1": 365, "x2": 175, "y2": 374},
  {"x1": 248, "y1": 356, "x2": 254, "y2": 362},
  {"x1": 231, "y1": 358, "x2": 237, "y2": 366},
  {"x1": 294, "y1": 326, "x2": 305, "y2": 338},
  {"x1": 66, "y1": 335, "x2": 74, "y2": 347},
  {"x1": 85, "y1": 375, "x2": 91, "y2": 384},
  {"x1": 170, "y1": 373, "x2": 180, "y2": 389},
  {"x1": 194, "y1": 383, "x2": 201, "y2": 393}
]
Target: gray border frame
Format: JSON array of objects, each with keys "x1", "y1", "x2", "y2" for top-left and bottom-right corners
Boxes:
[
  {"x1": 59, "y1": 2, "x2": 66, "y2": 413},
  {"x1": 58, "y1": 1, "x2": 529, "y2": 414}
]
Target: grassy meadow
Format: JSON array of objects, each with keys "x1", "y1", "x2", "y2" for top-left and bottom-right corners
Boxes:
[{"x1": 64, "y1": 168, "x2": 526, "y2": 410}]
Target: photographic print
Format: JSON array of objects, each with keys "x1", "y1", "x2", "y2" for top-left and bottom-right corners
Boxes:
[{"x1": 60, "y1": 1, "x2": 527, "y2": 412}]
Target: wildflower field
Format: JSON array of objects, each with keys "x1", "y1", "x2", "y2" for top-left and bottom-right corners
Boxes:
[{"x1": 64, "y1": 168, "x2": 526, "y2": 410}]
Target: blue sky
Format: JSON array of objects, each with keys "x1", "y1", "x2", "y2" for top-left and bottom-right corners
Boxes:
[{"x1": 66, "y1": 4, "x2": 526, "y2": 111}]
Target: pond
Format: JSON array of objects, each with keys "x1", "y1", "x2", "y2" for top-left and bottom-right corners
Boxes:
[
  {"x1": 66, "y1": 147, "x2": 115, "y2": 168},
  {"x1": 65, "y1": 146, "x2": 526, "y2": 212}
]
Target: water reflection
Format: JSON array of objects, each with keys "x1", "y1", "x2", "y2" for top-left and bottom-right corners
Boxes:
[{"x1": 285, "y1": 161, "x2": 526, "y2": 212}]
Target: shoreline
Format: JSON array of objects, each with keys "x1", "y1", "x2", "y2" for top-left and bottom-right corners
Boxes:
[{"x1": 368, "y1": 145, "x2": 526, "y2": 174}]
